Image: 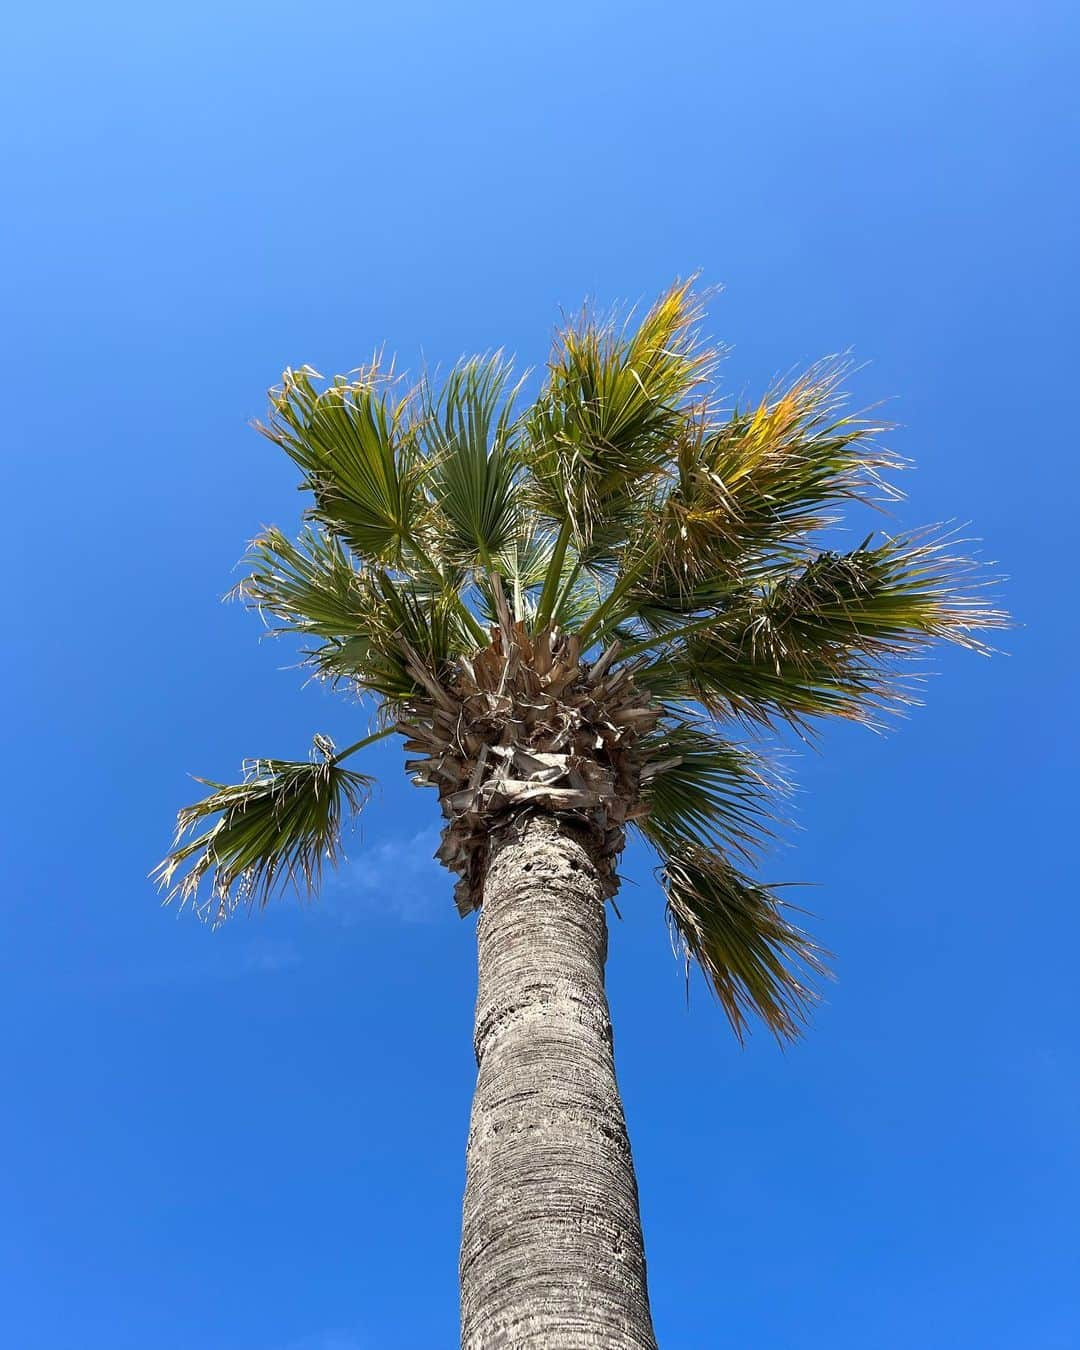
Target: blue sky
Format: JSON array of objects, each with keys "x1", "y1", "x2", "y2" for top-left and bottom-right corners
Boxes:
[{"x1": 2, "y1": 2, "x2": 1077, "y2": 1347}]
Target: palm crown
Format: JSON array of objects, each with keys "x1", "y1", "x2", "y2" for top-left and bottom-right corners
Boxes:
[{"x1": 155, "y1": 281, "x2": 1004, "y2": 1040}]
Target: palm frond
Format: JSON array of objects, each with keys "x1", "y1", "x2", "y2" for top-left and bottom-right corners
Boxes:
[
  {"x1": 751, "y1": 529, "x2": 1004, "y2": 657},
  {"x1": 256, "y1": 364, "x2": 428, "y2": 566},
  {"x1": 641, "y1": 530, "x2": 1005, "y2": 730},
  {"x1": 153, "y1": 738, "x2": 373, "y2": 923},
  {"x1": 424, "y1": 356, "x2": 523, "y2": 567},
  {"x1": 676, "y1": 630, "x2": 888, "y2": 730},
  {"x1": 617, "y1": 571, "x2": 750, "y2": 638},
  {"x1": 634, "y1": 720, "x2": 820, "y2": 1039},
  {"x1": 469, "y1": 522, "x2": 604, "y2": 630},
  {"x1": 231, "y1": 525, "x2": 476, "y2": 702},
  {"x1": 486, "y1": 523, "x2": 556, "y2": 620},
  {"x1": 636, "y1": 720, "x2": 782, "y2": 863},
  {"x1": 230, "y1": 525, "x2": 367, "y2": 639},
  {"x1": 522, "y1": 279, "x2": 712, "y2": 545},
  {"x1": 314, "y1": 570, "x2": 477, "y2": 704},
  {"x1": 607, "y1": 364, "x2": 900, "y2": 632},
  {"x1": 660, "y1": 844, "x2": 828, "y2": 1042},
  {"x1": 691, "y1": 360, "x2": 898, "y2": 548}
]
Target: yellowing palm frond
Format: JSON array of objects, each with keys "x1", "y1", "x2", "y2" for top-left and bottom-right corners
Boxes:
[{"x1": 523, "y1": 279, "x2": 713, "y2": 547}]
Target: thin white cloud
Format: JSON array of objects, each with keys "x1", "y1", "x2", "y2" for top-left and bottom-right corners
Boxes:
[
  {"x1": 127, "y1": 935, "x2": 302, "y2": 987},
  {"x1": 239, "y1": 936, "x2": 302, "y2": 974},
  {"x1": 323, "y1": 827, "x2": 447, "y2": 925}
]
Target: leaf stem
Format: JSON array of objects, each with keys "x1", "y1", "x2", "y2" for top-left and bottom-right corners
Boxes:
[
  {"x1": 406, "y1": 530, "x2": 488, "y2": 647},
  {"x1": 575, "y1": 549, "x2": 651, "y2": 647},
  {"x1": 618, "y1": 611, "x2": 725, "y2": 659},
  {"x1": 331, "y1": 726, "x2": 396, "y2": 763},
  {"x1": 535, "y1": 519, "x2": 572, "y2": 629},
  {"x1": 551, "y1": 554, "x2": 585, "y2": 622}
]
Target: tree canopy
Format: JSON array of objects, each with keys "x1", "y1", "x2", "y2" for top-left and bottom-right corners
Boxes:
[{"x1": 155, "y1": 282, "x2": 1005, "y2": 1040}]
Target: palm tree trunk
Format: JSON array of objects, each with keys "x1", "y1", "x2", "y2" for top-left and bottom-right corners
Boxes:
[{"x1": 459, "y1": 813, "x2": 657, "y2": 1350}]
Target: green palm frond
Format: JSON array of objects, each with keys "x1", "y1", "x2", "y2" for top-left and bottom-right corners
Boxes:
[
  {"x1": 159, "y1": 279, "x2": 1007, "y2": 1035},
  {"x1": 605, "y1": 364, "x2": 899, "y2": 630},
  {"x1": 752, "y1": 530, "x2": 1002, "y2": 656},
  {"x1": 634, "y1": 721, "x2": 818, "y2": 1038},
  {"x1": 370, "y1": 571, "x2": 476, "y2": 683},
  {"x1": 153, "y1": 737, "x2": 374, "y2": 924},
  {"x1": 314, "y1": 570, "x2": 477, "y2": 703},
  {"x1": 425, "y1": 356, "x2": 523, "y2": 567},
  {"x1": 523, "y1": 280, "x2": 712, "y2": 546},
  {"x1": 660, "y1": 845, "x2": 828, "y2": 1042},
  {"x1": 671, "y1": 530, "x2": 1004, "y2": 729},
  {"x1": 677, "y1": 630, "x2": 887, "y2": 729},
  {"x1": 470, "y1": 523, "x2": 603, "y2": 630},
  {"x1": 617, "y1": 572, "x2": 748, "y2": 638},
  {"x1": 231, "y1": 524, "x2": 477, "y2": 702},
  {"x1": 256, "y1": 364, "x2": 429, "y2": 567},
  {"x1": 485, "y1": 523, "x2": 556, "y2": 620},
  {"x1": 636, "y1": 720, "x2": 781, "y2": 863},
  {"x1": 231, "y1": 525, "x2": 367, "y2": 639}
]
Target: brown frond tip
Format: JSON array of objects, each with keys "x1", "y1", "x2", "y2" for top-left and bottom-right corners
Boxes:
[
  {"x1": 152, "y1": 739, "x2": 373, "y2": 925},
  {"x1": 661, "y1": 845, "x2": 831, "y2": 1043}
]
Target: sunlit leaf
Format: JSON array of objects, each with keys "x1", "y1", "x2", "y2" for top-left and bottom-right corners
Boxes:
[
  {"x1": 256, "y1": 365, "x2": 427, "y2": 565},
  {"x1": 153, "y1": 739, "x2": 373, "y2": 923},
  {"x1": 425, "y1": 356, "x2": 523, "y2": 566}
]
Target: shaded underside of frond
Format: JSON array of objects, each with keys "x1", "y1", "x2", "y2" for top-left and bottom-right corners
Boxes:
[
  {"x1": 636, "y1": 719, "x2": 783, "y2": 863},
  {"x1": 660, "y1": 845, "x2": 829, "y2": 1042}
]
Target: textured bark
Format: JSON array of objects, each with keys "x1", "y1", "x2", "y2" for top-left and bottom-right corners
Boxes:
[
  {"x1": 399, "y1": 620, "x2": 660, "y2": 916},
  {"x1": 460, "y1": 813, "x2": 657, "y2": 1350}
]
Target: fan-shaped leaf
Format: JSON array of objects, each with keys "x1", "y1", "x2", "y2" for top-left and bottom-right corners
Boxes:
[
  {"x1": 637, "y1": 721, "x2": 780, "y2": 862},
  {"x1": 660, "y1": 845, "x2": 828, "y2": 1042},
  {"x1": 523, "y1": 280, "x2": 711, "y2": 544},
  {"x1": 153, "y1": 739, "x2": 373, "y2": 923},
  {"x1": 257, "y1": 365, "x2": 427, "y2": 565},
  {"x1": 425, "y1": 356, "x2": 523, "y2": 566}
]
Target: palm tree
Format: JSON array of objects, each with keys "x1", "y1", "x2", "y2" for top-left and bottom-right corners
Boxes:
[{"x1": 155, "y1": 282, "x2": 1004, "y2": 1349}]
